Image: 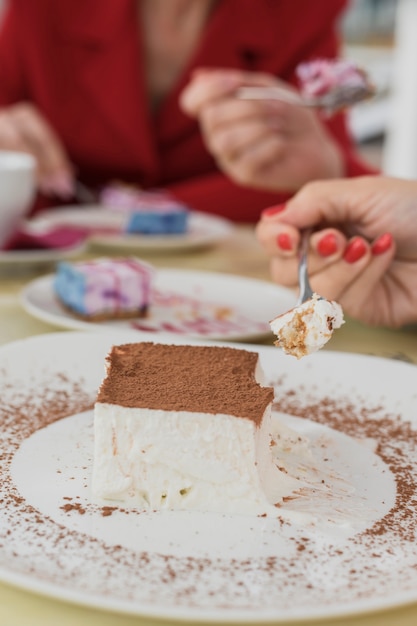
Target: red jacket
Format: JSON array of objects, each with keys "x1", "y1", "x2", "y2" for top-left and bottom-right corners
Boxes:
[{"x1": 0, "y1": 0, "x2": 374, "y2": 222}]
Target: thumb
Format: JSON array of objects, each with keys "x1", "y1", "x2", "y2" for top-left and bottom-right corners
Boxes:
[{"x1": 179, "y1": 71, "x2": 243, "y2": 116}]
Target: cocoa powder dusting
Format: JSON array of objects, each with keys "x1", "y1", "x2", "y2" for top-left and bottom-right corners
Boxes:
[
  {"x1": 273, "y1": 391, "x2": 417, "y2": 543},
  {"x1": 97, "y1": 342, "x2": 273, "y2": 424}
]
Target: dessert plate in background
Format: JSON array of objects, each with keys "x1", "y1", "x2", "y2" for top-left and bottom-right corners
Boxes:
[
  {"x1": 27, "y1": 206, "x2": 235, "y2": 252},
  {"x1": 20, "y1": 269, "x2": 297, "y2": 342},
  {"x1": 1, "y1": 331, "x2": 417, "y2": 622},
  {"x1": 0, "y1": 240, "x2": 87, "y2": 271}
]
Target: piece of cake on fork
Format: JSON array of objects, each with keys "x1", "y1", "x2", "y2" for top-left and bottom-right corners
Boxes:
[{"x1": 92, "y1": 341, "x2": 302, "y2": 515}]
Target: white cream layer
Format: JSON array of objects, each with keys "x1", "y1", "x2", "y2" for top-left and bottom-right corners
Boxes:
[{"x1": 92, "y1": 403, "x2": 302, "y2": 516}]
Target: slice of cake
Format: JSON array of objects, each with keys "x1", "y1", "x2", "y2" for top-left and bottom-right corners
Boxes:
[
  {"x1": 270, "y1": 293, "x2": 344, "y2": 359},
  {"x1": 92, "y1": 342, "x2": 301, "y2": 515},
  {"x1": 125, "y1": 203, "x2": 188, "y2": 236},
  {"x1": 100, "y1": 184, "x2": 189, "y2": 235},
  {"x1": 54, "y1": 257, "x2": 153, "y2": 320}
]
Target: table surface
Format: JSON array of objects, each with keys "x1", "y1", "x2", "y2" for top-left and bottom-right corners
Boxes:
[{"x1": 1, "y1": 225, "x2": 416, "y2": 626}]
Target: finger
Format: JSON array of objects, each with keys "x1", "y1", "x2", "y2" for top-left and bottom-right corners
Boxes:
[
  {"x1": 206, "y1": 118, "x2": 279, "y2": 166},
  {"x1": 308, "y1": 236, "x2": 372, "y2": 301},
  {"x1": 0, "y1": 111, "x2": 32, "y2": 153},
  {"x1": 268, "y1": 227, "x2": 347, "y2": 290},
  {"x1": 9, "y1": 104, "x2": 74, "y2": 197},
  {"x1": 200, "y1": 100, "x2": 255, "y2": 144},
  {"x1": 222, "y1": 133, "x2": 287, "y2": 187},
  {"x1": 11, "y1": 104, "x2": 72, "y2": 177},
  {"x1": 256, "y1": 217, "x2": 300, "y2": 257},
  {"x1": 272, "y1": 177, "x2": 378, "y2": 231},
  {"x1": 269, "y1": 255, "x2": 300, "y2": 289},
  {"x1": 257, "y1": 220, "x2": 348, "y2": 266},
  {"x1": 267, "y1": 229, "x2": 351, "y2": 291},
  {"x1": 200, "y1": 97, "x2": 286, "y2": 135},
  {"x1": 180, "y1": 72, "x2": 245, "y2": 116},
  {"x1": 308, "y1": 227, "x2": 347, "y2": 273},
  {"x1": 180, "y1": 69, "x2": 284, "y2": 116},
  {"x1": 191, "y1": 67, "x2": 279, "y2": 87},
  {"x1": 338, "y1": 236, "x2": 396, "y2": 323},
  {"x1": 256, "y1": 221, "x2": 301, "y2": 289}
]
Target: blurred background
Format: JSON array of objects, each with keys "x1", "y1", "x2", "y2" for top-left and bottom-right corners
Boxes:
[
  {"x1": 342, "y1": 0, "x2": 417, "y2": 180},
  {"x1": 0, "y1": 0, "x2": 413, "y2": 178},
  {"x1": 342, "y1": 0, "x2": 397, "y2": 168},
  {"x1": 341, "y1": 0, "x2": 396, "y2": 172}
]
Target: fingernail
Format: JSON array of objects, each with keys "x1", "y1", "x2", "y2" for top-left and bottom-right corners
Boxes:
[
  {"x1": 343, "y1": 237, "x2": 367, "y2": 263},
  {"x1": 276, "y1": 232, "x2": 293, "y2": 251},
  {"x1": 261, "y1": 203, "x2": 286, "y2": 218},
  {"x1": 317, "y1": 233, "x2": 338, "y2": 257},
  {"x1": 371, "y1": 232, "x2": 393, "y2": 255}
]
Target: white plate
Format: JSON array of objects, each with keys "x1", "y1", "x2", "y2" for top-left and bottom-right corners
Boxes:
[
  {"x1": 20, "y1": 269, "x2": 296, "y2": 342},
  {"x1": 0, "y1": 241, "x2": 86, "y2": 269},
  {"x1": 28, "y1": 206, "x2": 235, "y2": 252},
  {"x1": 1, "y1": 331, "x2": 417, "y2": 622}
]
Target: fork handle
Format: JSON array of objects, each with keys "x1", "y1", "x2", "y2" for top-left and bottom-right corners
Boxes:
[
  {"x1": 236, "y1": 86, "x2": 310, "y2": 107},
  {"x1": 296, "y1": 229, "x2": 315, "y2": 306}
]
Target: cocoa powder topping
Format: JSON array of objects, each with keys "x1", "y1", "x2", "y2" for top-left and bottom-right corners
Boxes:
[{"x1": 97, "y1": 342, "x2": 274, "y2": 424}]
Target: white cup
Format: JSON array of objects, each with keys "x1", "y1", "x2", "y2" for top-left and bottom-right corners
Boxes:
[{"x1": 0, "y1": 151, "x2": 36, "y2": 249}]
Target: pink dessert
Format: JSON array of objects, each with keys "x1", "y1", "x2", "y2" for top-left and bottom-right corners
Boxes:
[
  {"x1": 296, "y1": 58, "x2": 374, "y2": 108},
  {"x1": 100, "y1": 184, "x2": 189, "y2": 235},
  {"x1": 54, "y1": 257, "x2": 154, "y2": 320}
]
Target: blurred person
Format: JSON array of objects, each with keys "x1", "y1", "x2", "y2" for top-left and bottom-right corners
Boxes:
[
  {"x1": 0, "y1": 0, "x2": 373, "y2": 222},
  {"x1": 180, "y1": 64, "x2": 375, "y2": 197},
  {"x1": 256, "y1": 176, "x2": 417, "y2": 328}
]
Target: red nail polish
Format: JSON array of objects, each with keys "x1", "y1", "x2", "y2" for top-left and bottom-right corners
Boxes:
[
  {"x1": 276, "y1": 232, "x2": 292, "y2": 251},
  {"x1": 371, "y1": 232, "x2": 393, "y2": 255},
  {"x1": 343, "y1": 237, "x2": 367, "y2": 263},
  {"x1": 317, "y1": 233, "x2": 338, "y2": 257},
  {"x1": 261, "y1": 203, "x2": 286, "y2": 218}
]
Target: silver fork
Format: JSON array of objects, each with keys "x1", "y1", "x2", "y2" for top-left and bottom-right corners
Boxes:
[
  {"x1": 296, "y1": 229, "x2": 318, "y2": 306},
  {"x1": 236, "y1": 84, "x2": 374, "y2": 114},
  {"x1": 74, "y1": 180, "x2": 97, "y2": 204}
]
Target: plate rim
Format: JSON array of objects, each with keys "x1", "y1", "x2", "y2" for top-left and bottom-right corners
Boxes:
[
  {"x1": 26, "y1": 206, "x2": 235, "y2": 252},
  {"x1": 0, "y1": 240, "x2": 87, "y2": 265}
]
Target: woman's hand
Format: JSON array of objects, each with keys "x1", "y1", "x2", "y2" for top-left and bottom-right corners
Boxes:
[
  {"x1": 180, "y1": 68, "x2": 344, "y2": 191},
  {"x1": 256, "y1": 176, "x2": 417, "y2": 327},
  {"x1": 0, "y1": 102, "x2": 74, "y2": 197}
]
